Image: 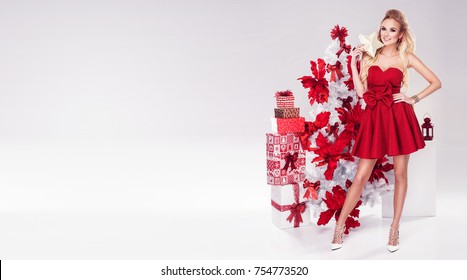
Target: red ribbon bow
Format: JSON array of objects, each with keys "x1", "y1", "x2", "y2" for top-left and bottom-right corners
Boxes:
[
  {"x1": 303, "y1": 180, "x2": 320, "y2": 200},
  {"x1": 282, "y1": 152, "x2": 298, "y2": 172},
  {"x1": 336, "y1": 42, "x2": 351, "y2": 57},
  {"x1": 286, "y1": 202, "x2": 307, "y2": 226},
  {"x1": 363, "y1": 82, "x2": 394, "y2": 109},
  {"x1": 275, "y1": 90, "x2": 293, "y2": 97},
  {"x1": 337, "y1": 96, "x2": 353, "y2": 110},
  {"x1": 326, "y1": 61, "x2": 344, "y2": 82},
  {"x1": 271, "y1": 183, "x2": 307, "y2": 227}
]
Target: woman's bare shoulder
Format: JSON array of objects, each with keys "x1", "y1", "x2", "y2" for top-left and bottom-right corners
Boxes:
[{"x1": 407, "y1": 52, "x2": 420, "y2": 68}]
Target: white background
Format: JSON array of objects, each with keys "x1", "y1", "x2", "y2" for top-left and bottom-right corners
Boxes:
[{"x1": 0, "y1": 0, "x2": 464, "y2": 259}]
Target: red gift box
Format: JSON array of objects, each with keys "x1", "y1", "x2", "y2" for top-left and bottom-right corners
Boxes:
[
  {"x1": 275, "y1": 96, "x2": 295, "y2": 108},
  {"x1": 271, "y1": 117, "x2": 305, "y2": 134},
  {"x1": 274, "y1": 107, "x2": 300, "y2": 118},
  {"x1": 266, "y1": 132, "x2": 306, "y2": 185}
]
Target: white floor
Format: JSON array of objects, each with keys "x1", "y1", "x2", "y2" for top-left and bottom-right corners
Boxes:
[
  {"x1": 0, "y1": 142, "x2": 465, "y2": 259},
  {"x1": 0, "y1": 195, "x2": 464, "y2": 260}
]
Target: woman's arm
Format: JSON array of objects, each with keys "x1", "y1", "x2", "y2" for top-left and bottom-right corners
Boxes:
[
  {"x1": 394, "y1": 52, "x2": 442, "y2": 104},
  {"x1": 407, "y1": 52, "x2": 442, "y2": 102},
  {"x1": 351, "y1": 64, "x2": 368, "y2": 98},
  {"x1": 350, "y1": 45, "x2": 368, "y2": 98}
]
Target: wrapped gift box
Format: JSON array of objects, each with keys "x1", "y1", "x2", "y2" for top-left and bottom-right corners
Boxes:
[
  {"x1": 271, "y1": 117, "x2": 305, "y2": 134},
  {"x1": 266, "y1": 132, "x2": 306, "y2": 185},
  {"x1": 275, "y1": 95, "x2": 295, "y2": 108},
  {"x1": 271, "y1": 182, "x2": 311, "y2": 228},
  {"x1": 274, "y1": 107, "x2": 300, "y2": 118}
]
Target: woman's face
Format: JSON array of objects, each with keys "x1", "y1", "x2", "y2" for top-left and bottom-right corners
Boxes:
[{"x1": 379, "y1": 18, "x2": 403, "y2": 46}]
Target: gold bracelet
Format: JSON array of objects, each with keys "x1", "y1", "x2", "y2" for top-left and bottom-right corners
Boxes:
[{"x1": 411, "y1": 95, "x2": 420, "y2": 103}]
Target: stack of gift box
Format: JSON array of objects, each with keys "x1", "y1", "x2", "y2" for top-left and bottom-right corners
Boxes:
[{"x1": 267, "y1": 90, "x2": 311, "y2": 229}]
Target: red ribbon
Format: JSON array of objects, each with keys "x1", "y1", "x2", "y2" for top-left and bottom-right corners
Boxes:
[
  {"x1": 363, "y1": 82, "x2": 394, "y2": 109},
  {"x1": 336, "y1": 42, "x2": 351, "y2": 57},
  {"x1": 286, "y1": 202, "x2": 307, "y2": 226},
  {"x1": 337, "y1": 96, "x2": 353, "y2": 110},
  {"x1": 282, "y1": 152, "x2": 298, "y2": 172},
  {"x1": 326, "y1": 61, "x2": 344, "y2": 82},
  {"x1": 271, "y1": 183, "x2": 307, "y2": 227},
  {"x1": 275, "y1": 90, "x2": 293, "y2": 97},
  {"x1": 303, "y1": 180, "x2": 320, "y2": 200},
  {"x1": 326, "y1": 122, "x2": 339, "y2": 138}
]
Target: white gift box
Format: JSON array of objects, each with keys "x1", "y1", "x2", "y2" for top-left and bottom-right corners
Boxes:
[{"x1": 271, "y1": 183, "x2": 311, "y2": 229}]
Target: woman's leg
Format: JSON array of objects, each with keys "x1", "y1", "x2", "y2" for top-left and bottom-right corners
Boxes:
[
  {"x1": 331, "y1": 158, "x2": 377, "y2": 248},
  {"x1": 336, "y1": 158, "x2": 378, "y2": 227},
  {"x1": 387, "y1": 154, "x2": 410, "y2": 251},
  {"x1": 391, "y1": 154, "x2": 410, "y2": 227}
]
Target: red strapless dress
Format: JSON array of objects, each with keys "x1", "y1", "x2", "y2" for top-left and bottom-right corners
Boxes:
[{"x1": 351, "y1": 65, "x2": 426, "y2": 159}]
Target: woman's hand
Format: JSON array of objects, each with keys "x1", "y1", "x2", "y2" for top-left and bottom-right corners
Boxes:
[
  {"x1": 351, "y1": 44, "x2": 365, "y2": 67},
  {"x1": 393, "y1": 93, "x2": 416, "y2": 104}
]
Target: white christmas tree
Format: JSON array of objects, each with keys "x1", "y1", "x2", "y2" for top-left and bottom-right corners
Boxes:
[{"x1": 297, "y1": 25, "x2": 395, "y2": 233}]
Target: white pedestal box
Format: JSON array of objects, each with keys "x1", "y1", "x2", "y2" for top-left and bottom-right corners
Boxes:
[{"x1": 382, "y1": 140, "x2": 436, "y2": 217}]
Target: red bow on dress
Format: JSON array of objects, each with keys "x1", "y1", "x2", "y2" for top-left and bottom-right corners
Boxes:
[{"x1": 363, "y1": 82, "x2": 394, "y2": 109}]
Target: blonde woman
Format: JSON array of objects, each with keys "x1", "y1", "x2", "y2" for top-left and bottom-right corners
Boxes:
[{"x1": 331, "y1": 9, "x2": 442, "y2": 252}]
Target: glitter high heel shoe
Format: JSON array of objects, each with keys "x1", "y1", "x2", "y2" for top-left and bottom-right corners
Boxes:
[
  {"x1": 387, "y1": 225, "x2": 400, "y2": 252},
  {"x1": 331, "y1": 224, "x2": 346, "y2": 250}
]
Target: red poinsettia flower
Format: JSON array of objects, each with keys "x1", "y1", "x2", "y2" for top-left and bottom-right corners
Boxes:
[
  {"x1": 308, "y1": 111, "x2": 331, "y2": 133},
  {"x1": 317, "y1": 185, "x2": 362, "y2": 234},
  {"x1": 310, "y1": 132, "x2": 354, "y2": 180},
  {"x1": 303, "y1": 179, "x2": 320, "y2": 200},
  {"x1": 344, "y1": 55, "x2": 355, "y2": 90},
  {"x1": 297, "y1": 58, "x2": 329, "y2": 105},
  {"x1": 298, "y1": 112, "x2": 331, "y2": 151},
  {"x1": 336, "y1": 102, "x2": 364, "y2": 139},
  {"x1": 369, "y1": 157, "x2": 394, "y2": 184},
  {"x1": 338, "y1": 130, "x2": 354, "y2": 151},
  {"x1": 330, "y1": 24, "x2": 348, "y2": 43}
]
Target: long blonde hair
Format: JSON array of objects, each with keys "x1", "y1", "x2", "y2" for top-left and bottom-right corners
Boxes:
[{"x1": 360, "y1": 9, "x2": 415, "y2": 92}]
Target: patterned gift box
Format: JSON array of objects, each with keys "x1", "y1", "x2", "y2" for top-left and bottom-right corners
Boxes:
[
  {"x1": 275, "y1": 96, "x2": 295, "y2": 108},
  {"x1": 271, "y1": 182, "x2": 311, "y2": 228},
  {"x1": 271, "y1": 117, "x2": 305, "y2": 134},
  {"x1": 266, "y1": 132, "x2": 306, "y2": 185},
  {"x1": 274, "y1": 107, "x2": 300, "y2": 119}
]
